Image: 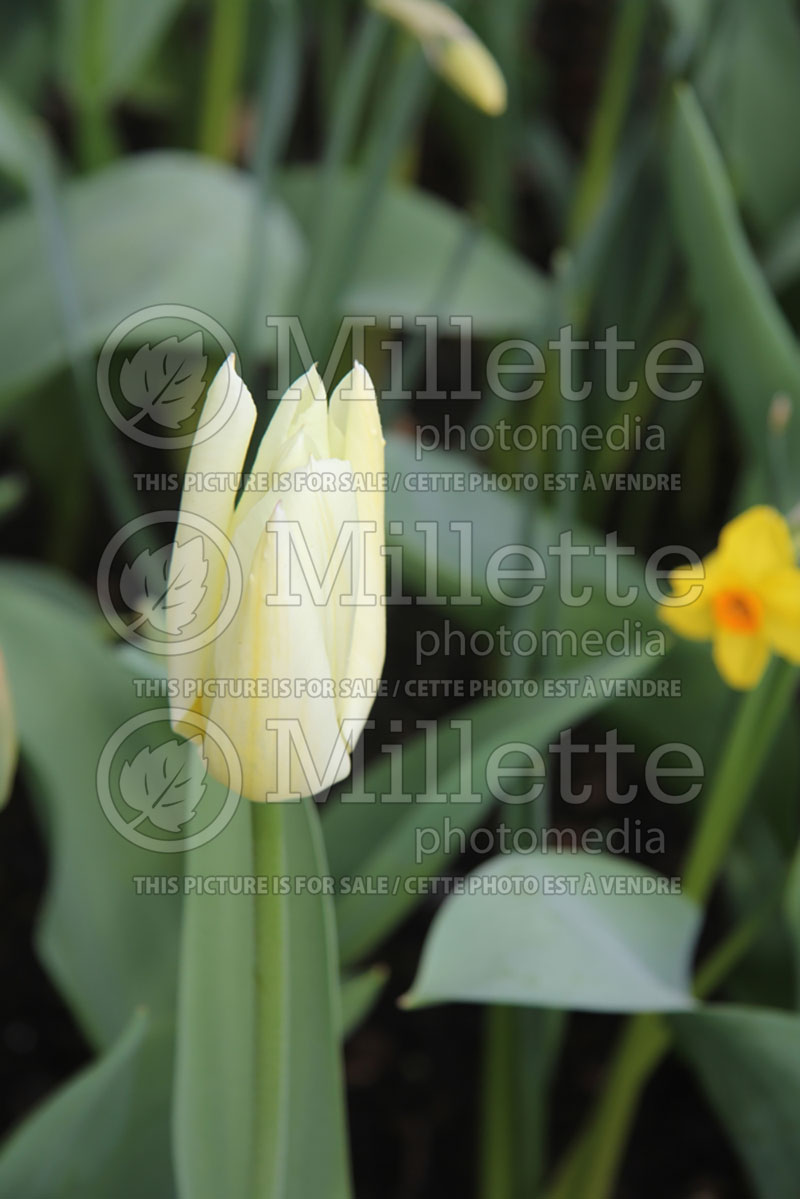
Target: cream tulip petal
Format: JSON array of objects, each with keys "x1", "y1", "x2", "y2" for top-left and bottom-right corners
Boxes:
[
  {"x1": 763, "y1": 567, "x2": 800, "y2": 663},
  {"x1": 717, "y1": 506, "x2": 795, "y2": 579},
  {"x1": 175, "y1": 354, "x2": 256, "y2": 531},
  {"x1": 168, "y1": 355, "x2": 256, "y2": 729},
  {"x1": 328, "y1": 363, "x2": 383, "y2": 473},
  {"x1": 235, "y1": 365, "x2": 327, "y2": 525},
  {"x1": 228, "y1": 489, "x2": 280, "y2": 594},
  {"x1": 712, "y1": 631, "x2": 770, "y2": 690},
  {"x1": 288, "y1": 368, "x2": 330, "y2": 456},
  {"x1": 207, "y1": 517, "x2": 352, "y2": 802},
  {"x1": 328, "y1": 363, "x2": 386, "y2": 732},
  {"x1": 274, "y1": 460, "x2": 361, "y2": 704}
]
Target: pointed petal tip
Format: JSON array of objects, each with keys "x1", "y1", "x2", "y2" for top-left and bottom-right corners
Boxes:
[
  {"x1": 338, "y1": 360, "x2": 376, "y2": 399},
  {"x1": 280, "y1": 361, "x2": 328, "y2": 408}
]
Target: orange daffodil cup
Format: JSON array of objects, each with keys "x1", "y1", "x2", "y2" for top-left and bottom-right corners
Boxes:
[
  {"x1": 168, "y1": 355, "x2": 385, "y2": 802},
  {"x1": 659, "y1": 506, "x2": 800, "y2": 689}
]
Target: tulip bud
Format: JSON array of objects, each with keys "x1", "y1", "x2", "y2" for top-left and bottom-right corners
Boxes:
[
  {"x1": 168, "y1": 356, "x2": 386, "y2": 802},
  {"x1": 371, "y1": 0, "x2": 507, "y2": 117}
]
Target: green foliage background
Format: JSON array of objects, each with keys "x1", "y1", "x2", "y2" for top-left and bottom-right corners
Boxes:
[{"x1": 2, "y1": 0, "x2": 800, "y2": 1196}]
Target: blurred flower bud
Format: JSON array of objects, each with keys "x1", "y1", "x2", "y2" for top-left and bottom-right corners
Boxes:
[
  {"x1": 371, "y1": 0, "x2": 507, "y2": 116},
  {"x1": 768, "y1": 392, "x2": 793, "y2": 435}
]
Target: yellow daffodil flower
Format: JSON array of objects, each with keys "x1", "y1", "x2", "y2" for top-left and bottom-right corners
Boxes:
[
  {"x1": 659, "y1": 505, "x2": 800, "y2": 689},
  {"x1": 168, "y1": 355, "x2": 385, "y2": 802},
  {"x1": 371, "y1": 0, "x2": 507, "y2": 117}
]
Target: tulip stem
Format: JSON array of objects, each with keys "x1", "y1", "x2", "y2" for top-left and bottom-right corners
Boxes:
[
  {"x1": 683, "y1": 660, "x2": 798, "y2": 905},
  {"x1": 479, "y1": 777, "x2": 561, "y2": 1197},
  {"x1": 546, "y1": 659, "x2": 798, "y2": 1199},
  {"x1": 250, "y1": 798, "x2": 352, "y2": 1196},
  {"x1": 479, "y1": 1007, "x2": 516, "y2": 1199},
  {"x1": 76, "y1": 99, "x2": 117, "y2": 171}
]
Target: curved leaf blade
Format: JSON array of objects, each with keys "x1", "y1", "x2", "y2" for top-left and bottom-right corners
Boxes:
[
  {"x1": 670, "y1": 83, "x2": 800, "y2": 498},
  {"x1": 404, "y1": 854, "x2": 700, "y2": 1012}
]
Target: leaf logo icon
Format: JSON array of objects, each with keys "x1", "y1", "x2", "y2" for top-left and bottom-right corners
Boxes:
[
  {"x1": 119, "y1": 332, "x2": 208, "y2": 430},
  {"x1": 119, "y1": 735, "x2": 208, "y2": 833},
  {"x1": 120, "y1": 536, "x2": 208, "y2": 635}
]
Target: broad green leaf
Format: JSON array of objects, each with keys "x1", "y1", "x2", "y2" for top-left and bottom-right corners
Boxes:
[
  {"x1": 0, "y1": 563, "x2": 182, "y2": 1046},
  {"x1": 0, "y1": 153, "x2": 305, "y2": 407},
  {"x1": 669, "y1": 84, "x2": 800, "y2": 498},
  {"x1": 327, "y1": 650, "x2": 661, "y2": 966},
  {"x1": 764, "y1": 213, "x2": 800, "y2": 292},
  {"x1": 0, "y1": 1009, "x2": 174, "y2": 1198},
  {"x1": 661, "y1": 0, "x2": 711, "y2": 49},
  {"x1": 404, "y1": 854, "x2": 700, "y2": 1012},
  {"x1": 384, "y1": 434, "x2": 656, "y2": 643},
  {"x1": 696, "y1": 0, "x2": 800, "y2": 236},
  {"x1": 58, "y1": 0, "x2": 184, "y2": 104},
  {"x1": 673, "y1": 1004, "x2": 800, "y2": 1199},
  {"x1": 280, "y1": 168, "x2": 551, "y2": 335},
  {"x1": 0, "y1": 86, "x2": 54, "y2": 189},
  {"x1": 119, "y1": 737, "x2": 207, "y2": 833},
  {"x1": 175, "y1": 798, "x2": 352, "y2": 1199},
  {"x1": 721, "y1": 816, "x2": 796, "y2": 1010}
]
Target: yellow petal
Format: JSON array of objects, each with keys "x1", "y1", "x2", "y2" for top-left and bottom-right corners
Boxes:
[
  {"x1": 763, "y1": 567, "x2": 800, "y2": 664},
  {"x1": 717, "y1": 506, "x2": 795, "y2": 580},
  {"x1": 328, "y1": 363, "x2": 386, "y2": 734},
  {"x1": 658, "y1": 562, "x2": 713, "y2": 641},
  {"x1": 168, "y1": 355, "x2": 255, "y2": 731},
  {"x1": 712, "y1": 631, "x2": 770, "y2": 690}
]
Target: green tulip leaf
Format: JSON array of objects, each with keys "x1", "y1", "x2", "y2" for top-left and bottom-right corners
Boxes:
[
  {"x1": 405, "y1": 854, "x2": 700, "y2": 1012},
  {"x1": 673, "y1": 1004, "x2": 800, "y2": 1199}
]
